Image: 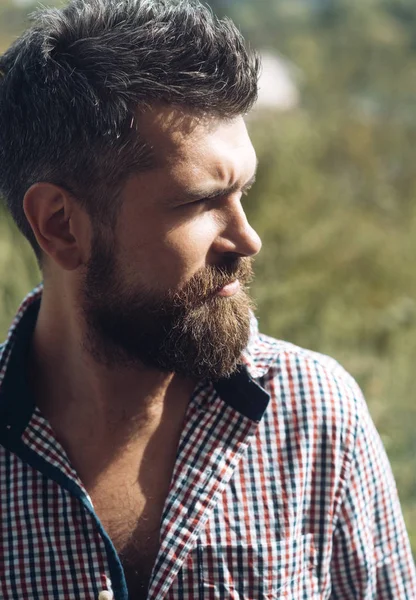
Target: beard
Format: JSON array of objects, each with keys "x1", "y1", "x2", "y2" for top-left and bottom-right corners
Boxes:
[{"x1": 81, "y1": 229, "x2": 256, "y2": 380}]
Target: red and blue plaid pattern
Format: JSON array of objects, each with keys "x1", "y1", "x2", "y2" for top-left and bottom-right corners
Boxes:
[{"x1": 0, "y1": 287, "x2": 414, "y2": 599}]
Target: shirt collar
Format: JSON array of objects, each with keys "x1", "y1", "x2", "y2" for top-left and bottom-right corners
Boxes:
[
  {"x1": 0, "y1": 286, "x2": 271, "y2": 429},
  {"x1": 0, "y1": 286, "x2": 42, "y2": 437}
]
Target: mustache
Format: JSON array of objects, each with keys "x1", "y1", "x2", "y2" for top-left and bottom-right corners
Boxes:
[{"x1": 170, "y1": 257, "x2": 255, "y2": 306}]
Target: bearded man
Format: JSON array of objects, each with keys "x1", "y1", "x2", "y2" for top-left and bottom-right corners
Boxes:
[{"x1": 0, "y1": 1, "x2": 414, "y2": 599}]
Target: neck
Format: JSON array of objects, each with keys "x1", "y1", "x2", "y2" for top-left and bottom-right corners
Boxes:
[{"x1": 28, "y1": 290, "x2": 196, "y2": 482}]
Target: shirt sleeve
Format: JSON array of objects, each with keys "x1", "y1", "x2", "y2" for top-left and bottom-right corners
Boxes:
[{"x1": 330, "y1": 392, "x2": 416, "y2": 599}]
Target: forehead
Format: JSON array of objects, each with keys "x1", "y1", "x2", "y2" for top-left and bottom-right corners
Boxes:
[{"x1": 138, "y1": 106, "x2": 256, "y2": 182}]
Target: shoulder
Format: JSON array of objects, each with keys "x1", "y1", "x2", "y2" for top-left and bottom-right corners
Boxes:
[
  {"x1": 255, "y1": 332, "x2": 362, "y2": 403},
  {"x1": 253, "y1": 334, "x2": 366, "y2": 447}
]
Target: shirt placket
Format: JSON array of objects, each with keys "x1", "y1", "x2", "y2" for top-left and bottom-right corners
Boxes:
[{"x1": 16, "y1": 409, "x2": 125, "y2": 600}]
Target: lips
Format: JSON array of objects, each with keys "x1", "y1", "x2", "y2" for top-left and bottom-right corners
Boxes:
[{"x1": 216, "y1": 279, "x2": 241, "y2": 297}]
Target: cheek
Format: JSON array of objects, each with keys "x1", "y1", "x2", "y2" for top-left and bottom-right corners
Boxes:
[
  {"x1": 160, "y1": 218, "x2": 218, "y2": 282},
  {"x1": 121, "y1": 214, "x2": 219, "y2": 289}
]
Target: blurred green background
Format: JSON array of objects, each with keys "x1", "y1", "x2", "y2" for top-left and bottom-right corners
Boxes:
[{"x1": 0, "y1": 0, "x2": 415, "y2": 555}]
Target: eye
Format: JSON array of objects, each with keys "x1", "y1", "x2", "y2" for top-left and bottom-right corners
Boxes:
[
  {"x1": 180, "y1": 185, "x2": 253, "y2": 210},
  {"x1": 190, "y1": 196, "x2": 210, "y2": 205},
  {"x1": 186, "y1": 194, "x2": 222, "y2": 208}
]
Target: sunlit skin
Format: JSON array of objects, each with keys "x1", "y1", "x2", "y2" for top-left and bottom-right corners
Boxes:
[
  {"x1": 24, "y1": 106, "x2": 261, "y2": 486},
  {"x1": 114, "y1": 109, "x2": 260, "y2": 297}
]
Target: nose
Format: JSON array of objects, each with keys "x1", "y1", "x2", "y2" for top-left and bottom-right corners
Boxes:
[{"x1": 213, "y1": 197, "x2": 262, "y2": 258}]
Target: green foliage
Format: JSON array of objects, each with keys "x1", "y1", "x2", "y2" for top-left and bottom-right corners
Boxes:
[
  {"x1": 0, "y1": 0, "x2": 34, "y2": 49},
  {"x1": 0, "y1": 211, "x2": 40, "y2": 334},
  {"x1": 0, "y1": 0, "x2": 415, "y2": 555}
]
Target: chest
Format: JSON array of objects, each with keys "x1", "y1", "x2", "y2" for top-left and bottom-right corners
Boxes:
[
  {"x1": 90, "y1": 467, "x2": 173, "y2": 599},
  {"x1": 0, "y1": 424, "x2": 327, "y2": 599}
]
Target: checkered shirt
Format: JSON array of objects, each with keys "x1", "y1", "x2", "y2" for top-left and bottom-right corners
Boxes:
[{"x1": 0, "y1": 286, "x2": 415, "y2": 599}]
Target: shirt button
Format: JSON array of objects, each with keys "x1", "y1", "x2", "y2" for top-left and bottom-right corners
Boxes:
[{"x1": 98, "y1": 592, "x2": 114, "y2": 600}]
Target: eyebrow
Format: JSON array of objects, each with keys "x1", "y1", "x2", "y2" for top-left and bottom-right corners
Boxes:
[{"x1": 175, "y1": 166, "x2": 258, "y2": 205}]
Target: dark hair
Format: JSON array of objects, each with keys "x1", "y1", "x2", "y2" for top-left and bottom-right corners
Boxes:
[{"x1": 0, "y1": 0, "x2": 259, "y2": 260}]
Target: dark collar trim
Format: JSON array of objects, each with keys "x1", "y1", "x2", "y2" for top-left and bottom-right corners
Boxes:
[
  {"x1": 214, "y1": 364, "x2": 270, "y2": 423},
  {"x1": 0, "y1": 297, "x2": 40, "y2": 439}
]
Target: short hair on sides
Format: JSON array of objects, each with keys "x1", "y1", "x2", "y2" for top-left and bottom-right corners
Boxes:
[{"x1": 0, "y1": 0, "x2": 260, "y2": 262}]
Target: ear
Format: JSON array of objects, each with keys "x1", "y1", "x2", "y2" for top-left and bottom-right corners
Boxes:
[{"x1": 23, "y1": 183, "x2": 90, "y2": 271}]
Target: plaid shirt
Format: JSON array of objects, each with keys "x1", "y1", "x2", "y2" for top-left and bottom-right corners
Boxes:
[{"x1": 0, "y1": 286, "x2": 415, "y2": 600}]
